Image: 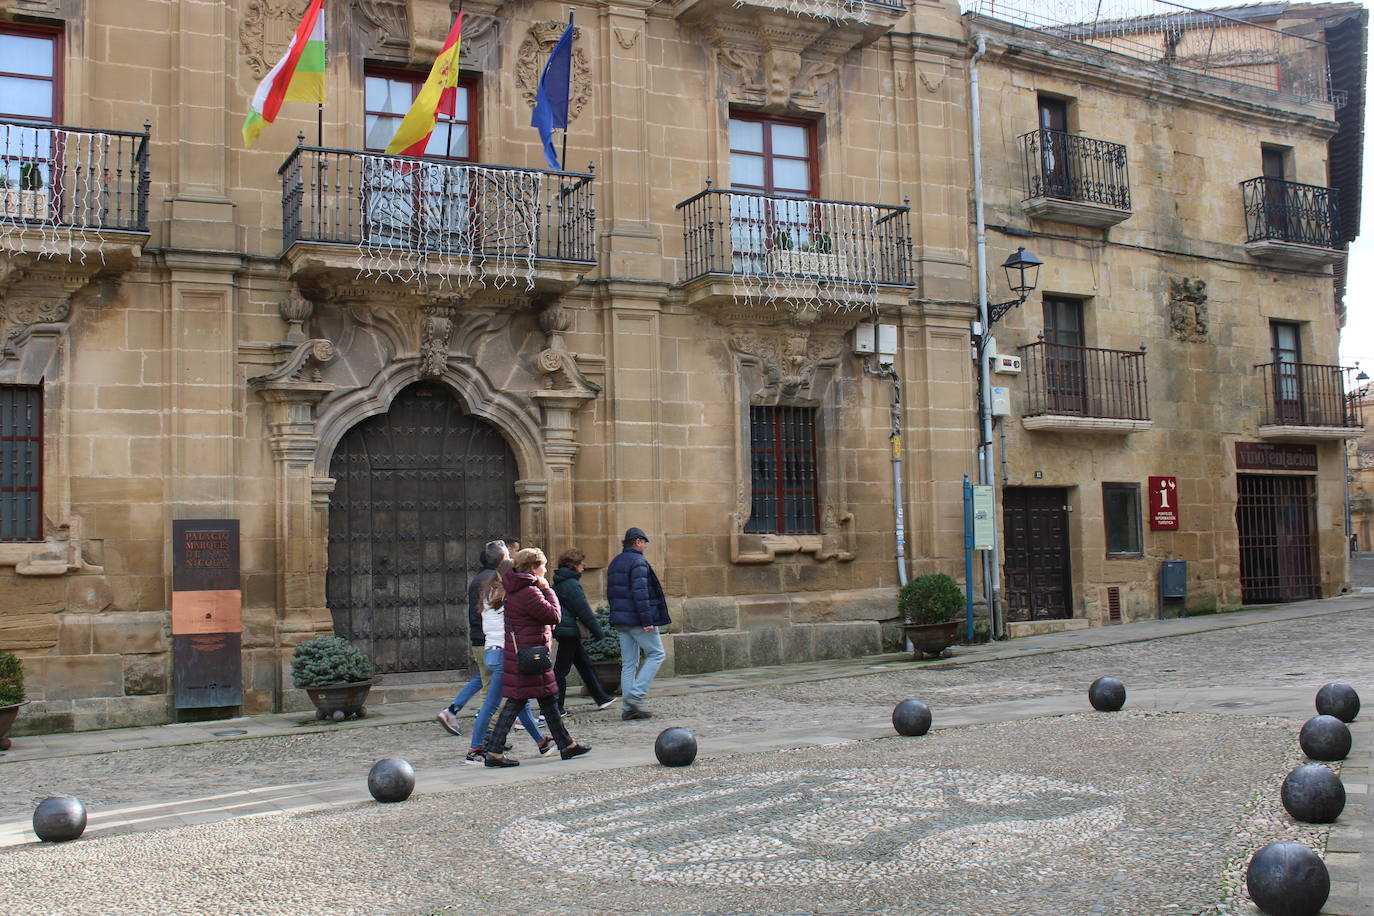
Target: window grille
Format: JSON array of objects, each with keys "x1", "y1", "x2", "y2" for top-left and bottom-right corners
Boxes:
[
  {"x1": 745, "y1": 405, "x2": 819, "y2": 534},
  {"x1": 1, "y1": 383, "x2": 42, "y2": 542}
]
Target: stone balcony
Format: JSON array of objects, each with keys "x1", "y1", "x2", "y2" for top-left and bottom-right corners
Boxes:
[
  {"x1": 1018, "y1": 341, "x2": 1151, "y2": 434},
  {"x1": 1255, "y1": 361, "x2": 1363, "y2": 440}
]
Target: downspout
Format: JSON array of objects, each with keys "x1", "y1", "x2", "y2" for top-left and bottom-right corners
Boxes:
[
  {"x1": 969, "y1": 34, "x2": 1005, "y2": 639},
  {"x1": 889, "y1": 364, "x2": 907, "y2": 587}
]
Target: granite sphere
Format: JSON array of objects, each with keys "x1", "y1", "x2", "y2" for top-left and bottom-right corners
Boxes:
[
  {"x1": 33, "y1": 796, "x2": 87, "y2": 843},
  {"x1": 1298, "y1": 715, "x2": 1351, "y2": 762},
  {"x1": 367, "y1": 757, "x2": 416, "y2": 803},
  {"x1": 1088, "y1": 676, "x2": 1126, "y2": 712},
  {"x1": 892, "y1": 699, "x2": 933, "y2": 737},
  {"x1": 654, "y1": 727, "x2": 698, "y2": 767},
  {"x1": 1280, "y1": 764, "x2": 1345, "y2": 824},
  {"x1": 1315, "y1": 682, "x2": 1360, "y2": 723},
  {"x1": 1245, "y1": 841, "x2": 1329, "y2": 916}
]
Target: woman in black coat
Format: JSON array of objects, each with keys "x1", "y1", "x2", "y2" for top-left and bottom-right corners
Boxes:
[{"x1": 551, "y1": 549, "x2": 617, "y2": 714}]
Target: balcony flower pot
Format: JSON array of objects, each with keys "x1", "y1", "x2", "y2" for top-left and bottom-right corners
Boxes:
[
  {"x1": 291, "y1": 635, "x2": 376, "y2": 721},
  {"x1": 898, "y1": 573, "x2": 965, "y2": 660}
]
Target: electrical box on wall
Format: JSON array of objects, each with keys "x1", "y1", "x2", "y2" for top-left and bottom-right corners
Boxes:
[
  {"x1": 876, "y1": 323, "x2": 898, "y2": 359},
  {"x1": 990, "y1": 386, "x2": 1011, "y2": 416},
  {"x1": 852, "y1": 323, "x2": 875, "y2": 355},
  {"x1": 992, "y1": 354, "x2": 1022, "y2": 374}
]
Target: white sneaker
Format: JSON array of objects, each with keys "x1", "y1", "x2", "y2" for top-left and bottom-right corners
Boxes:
[{"x1": 436, "y1": 709, "x2": 462, "y2": 736}]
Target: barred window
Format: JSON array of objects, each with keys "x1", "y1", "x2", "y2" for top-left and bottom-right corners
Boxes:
[
  {"x1": 1, "y1": 383, "x2": 42, "y2": 542},
  {"x1": 745, "y1": 406, "x2": 818, "y2": 534}
]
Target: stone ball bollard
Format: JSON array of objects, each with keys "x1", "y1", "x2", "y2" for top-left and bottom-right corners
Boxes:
[
  {"x1": 1298, "y1": 715, "x2": 1352, "y2": 762},
  {"x1": 1280, "y1": 764, "x2": 1346, "y2": 824},
  {"x1": 33, "y1": 796, "x2": 87, "y2": 843},
  {"x1": 892, "y1": 699, "x2": 933, "y2": 737},
  {"x1": 1088, "y1": 676, "x2": 1126, "y2": 712},
  {"x1": 654, "y1": 727, "x2": 698, "y2": 767},
  {"x1": 1245, "y1": 841, "x2": 1329, "y2": 916},
  {"x1": 367, "y1": 757, "x2": 416, "y2": 803},
  {"x1": 1315, "y1": 682, "x2": 1360, "y2": 723}
]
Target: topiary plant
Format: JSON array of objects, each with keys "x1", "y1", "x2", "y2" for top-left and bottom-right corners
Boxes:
[
  {"x1": 291, "y1": 636, "x2": 373, "y2": 688},
  {"x1": 0, "y1": 651, "x2": 25, "y2": 707},
  {"x1": 898, "y1": 573, "x2": 964, "y2": 626},
  {"x1": 582, "y1": 606, "x2": 621, "y2": 664}
]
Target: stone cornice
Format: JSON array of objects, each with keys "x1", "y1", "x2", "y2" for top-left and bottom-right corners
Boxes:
[{"x1": 967, "y1": 14, "x2": 1339, "y2": 138}]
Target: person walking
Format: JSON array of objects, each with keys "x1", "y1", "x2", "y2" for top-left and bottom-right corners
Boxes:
[
  {"x1": 437, "y1": 538, "x2": 508, "y2": 736},
  {"x1": 482, "y1": 548, "x2": 592, "y2": 768},
  {"x1": 463, "y1": 557, "x2": 556, "y2": 765},
  {"x1": 551, "y1": 549, "x2": 617, "y2": 716},
  {"x1": 606, "y1": 527, "x2": 669, "y2": 721}
]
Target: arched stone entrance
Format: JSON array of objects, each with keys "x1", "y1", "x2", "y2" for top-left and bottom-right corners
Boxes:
[{"x1": 325, "y1": 381, "x2": 519, "y2": 674}]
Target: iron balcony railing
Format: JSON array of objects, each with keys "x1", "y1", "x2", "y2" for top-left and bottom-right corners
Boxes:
[
  {"x1": 1256, "y1": 362, "x2": 1362, "y2": 428},
  {"x1": 1020, "y1": 341, "x2": 1150, "y2": 421},
  {"x1": 676, "y1": 188, "x2": 913, "y2": 287},
  {"x1": 279, "y1": 145, "x2": 596, "y2": 262},
  {"x1": 1019, "y1": 128, "x2": 1130, "y2": 210},
  {"x1": 0, "y1": 119, "x2": 150, "y2": 232},
  {"x1": 1241, "y1": 177, "x2": 1340, "y2": 249}
]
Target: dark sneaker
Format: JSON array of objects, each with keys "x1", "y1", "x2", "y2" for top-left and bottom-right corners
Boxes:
[
  {"x1": 437, "y1": 709, "x2": 463, "y2": 736},
  {"x1": 484, "y1": 754, "x2": 520, "y2": 768},
  {"x1": 621, "y1": 708, "x2": 653, "y2": 720},
  {"x1": 595, "y1": 697, "x2": 618, "y2": 710},
  {"x1": 537, "y1": 737, "x2": 556, "y2": 756},
  {"x1": 463, "y1": 748, "x2": 486, "y2": 766},
  {"x1": 560, "y1": 743, "x2": 592, "y2": 761}
]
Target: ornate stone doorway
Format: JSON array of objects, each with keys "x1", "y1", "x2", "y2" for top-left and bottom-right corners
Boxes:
[{"x1": 325, "y1": 382, "x2": 519, "y2": 674}]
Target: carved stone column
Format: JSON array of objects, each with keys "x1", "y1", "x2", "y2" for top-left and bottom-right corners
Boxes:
[{"x1": 247, "y1": 339, "x2": 337, "y2": 634}]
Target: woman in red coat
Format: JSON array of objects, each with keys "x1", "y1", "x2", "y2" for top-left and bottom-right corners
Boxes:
[{"x1": 482, "y1": 548, "x2": 592, "y2": 768}]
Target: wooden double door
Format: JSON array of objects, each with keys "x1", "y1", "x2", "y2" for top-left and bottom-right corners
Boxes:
[
  {"x1": 325, "y1": 383, "x2": 519, "y2": 674},
  {"x1": 1002, "y1": 487, "x2": 1073, "y2": 622}
]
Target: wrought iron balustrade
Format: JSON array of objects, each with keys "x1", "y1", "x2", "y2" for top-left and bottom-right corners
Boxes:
[
  {"x1": 0, "y1": 119, "x2": 150, "y2": 232},
  {"x1": 676, "y1": 188, "x2": 913, "y2": 287},
  {"x1": 1256, "y1": 361, "x2": 1361, "y2": 428},
  {"x1": 1019, "y1": 341, "x2": 1149, "y2": 421},
  {"x1": 1241, "y1": 178, "x2": 1340, "y2": 249},
  {"x1": 1019, "y1": 128, "x2": 1130, "y2": 210},
  {"x1": 279, "y1": 145, "x2": 596, "y2": 263}
]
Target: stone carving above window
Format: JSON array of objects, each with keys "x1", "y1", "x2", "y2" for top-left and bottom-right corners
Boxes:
[
  {"x1": 241, "y1": 0, "x2": 312, "y2": 79},
  {"x1": 516, "y1": 21, "x2": 591, "y2": 122},
  {"x1": 1168, "y1": 276, "x2": 1209, "y2": 342},
  {"x1": 353, "y1": 0, "x2": 411, "y2": 59}
]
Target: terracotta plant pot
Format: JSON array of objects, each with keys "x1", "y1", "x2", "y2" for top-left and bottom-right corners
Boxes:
[
  {"x1": 0, "y1": 700, "x2": 30, "y2": 751},
  {"x1": 901, "y1": 621, "x2": 961, "y2": 659},
  {"x1": 586, "y1": 661, "x2": 622, "y2": 696},
  {"x1": 302, "y1": 679, "x2": 374, "y2": 721}
]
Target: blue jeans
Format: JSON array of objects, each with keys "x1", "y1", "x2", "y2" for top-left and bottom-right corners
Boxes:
[
  {"x1": 470, "y1": 647, "x2": 544, "y2": 750},
  {"x1": 449, "y1": 667, "x2": 484, "y2": 711},
  {"x1": 617, "y1": 626, "x2": 665, "y2": 710}
]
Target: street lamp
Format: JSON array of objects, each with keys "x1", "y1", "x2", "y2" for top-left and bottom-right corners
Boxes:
[
  {"x1": 989, "y1": 247, "x2": 1044, "y2": 324},
  {"x1": 974, "y1": 246, "x2": 1046, "y2": 642}
]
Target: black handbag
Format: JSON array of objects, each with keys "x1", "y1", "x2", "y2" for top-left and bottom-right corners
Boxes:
[{"x1": 512, "y1": 630, "x2": 552, "y2": 674}]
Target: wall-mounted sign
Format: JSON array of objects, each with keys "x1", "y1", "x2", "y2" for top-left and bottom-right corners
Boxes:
[
  {"x1": 971, "y1": 485, "x2": 995, "y2": 551},
  {"x1": 1148, "y1": 476, "x2": 1179, "y2": 530},
  {"x1": 172, "y1": 519, "x2": 243, "y2": 709},
  {"x1": 1235, "y1": 441, "x2": 1318, "y2": 473}
]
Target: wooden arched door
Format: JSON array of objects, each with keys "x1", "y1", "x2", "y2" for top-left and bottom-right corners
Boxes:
[{"x1": 326, "y1": 383, "x2": 519, "y2": 674}]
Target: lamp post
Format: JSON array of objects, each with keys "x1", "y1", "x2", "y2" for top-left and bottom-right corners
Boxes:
[{"x1": 973, "y1": 246, "x2": 1044, "y2": 639}]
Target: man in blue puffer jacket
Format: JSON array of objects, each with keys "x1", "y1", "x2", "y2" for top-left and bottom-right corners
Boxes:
[{"x1": 605, "y1": 527, "x2": 669, "y2": 720}]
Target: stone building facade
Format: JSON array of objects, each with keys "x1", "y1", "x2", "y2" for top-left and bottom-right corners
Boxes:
[{"x1": 0, "y1": 0, "x2": 1363, "y2": 732}]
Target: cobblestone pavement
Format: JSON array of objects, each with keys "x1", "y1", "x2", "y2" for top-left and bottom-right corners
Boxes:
[{"x1": 0, "y1": 602, "x2": 1368, "y2": 915}]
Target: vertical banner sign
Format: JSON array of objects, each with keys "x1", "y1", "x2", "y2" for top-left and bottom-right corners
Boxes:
[
  {"x1": 971, "y1": 485, "x2": 996, "y2": 551},
  {"x1": 171, "y1": 519, "x2": 243, "y2": 708},
  {"x1": 1148, "y1": 476, "x2": 1179, "y2": 530}
]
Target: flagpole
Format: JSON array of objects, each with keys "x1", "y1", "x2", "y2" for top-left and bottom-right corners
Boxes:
[
  {"x1": 560, "y1": 9, "x2": 573, "y2": 173},
  {"x1": 446, "y1": 0, "x2": 465, "y2": 162}
]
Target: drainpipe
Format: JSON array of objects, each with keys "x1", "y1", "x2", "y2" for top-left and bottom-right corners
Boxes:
[
  {"x1": 969, "y1": 34, "x2": 1005, "y2": 639},
  {"x1": 865, "y1": 355, "x2": 907, "y2": 587}
]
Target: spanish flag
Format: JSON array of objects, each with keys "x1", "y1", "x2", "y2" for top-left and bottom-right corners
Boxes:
[
  {"x1": 385, "y1": 11, "x2": 464, "y2": 157},
  {"x1": 242, "y1": 0, "x2": 327, "y2": 147}
]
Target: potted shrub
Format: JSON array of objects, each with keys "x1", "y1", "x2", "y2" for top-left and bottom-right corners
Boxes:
[
  {"x1": 291, "y1": 635, "x2": 375, "y2": 721},
  {"x1": 898, "y1": 573, "x2": 964, "y2": 659},
  {"x1": 582, "y1": 605, "x2": 622, "y2": 695},
  {"x1": 0, "y1": 651, "x2": 28, "y2": 750}
]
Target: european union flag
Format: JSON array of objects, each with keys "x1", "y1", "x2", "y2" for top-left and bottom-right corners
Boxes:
[{"x1": 531, "y1": 22, "x2": 574, "y2": 170}]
